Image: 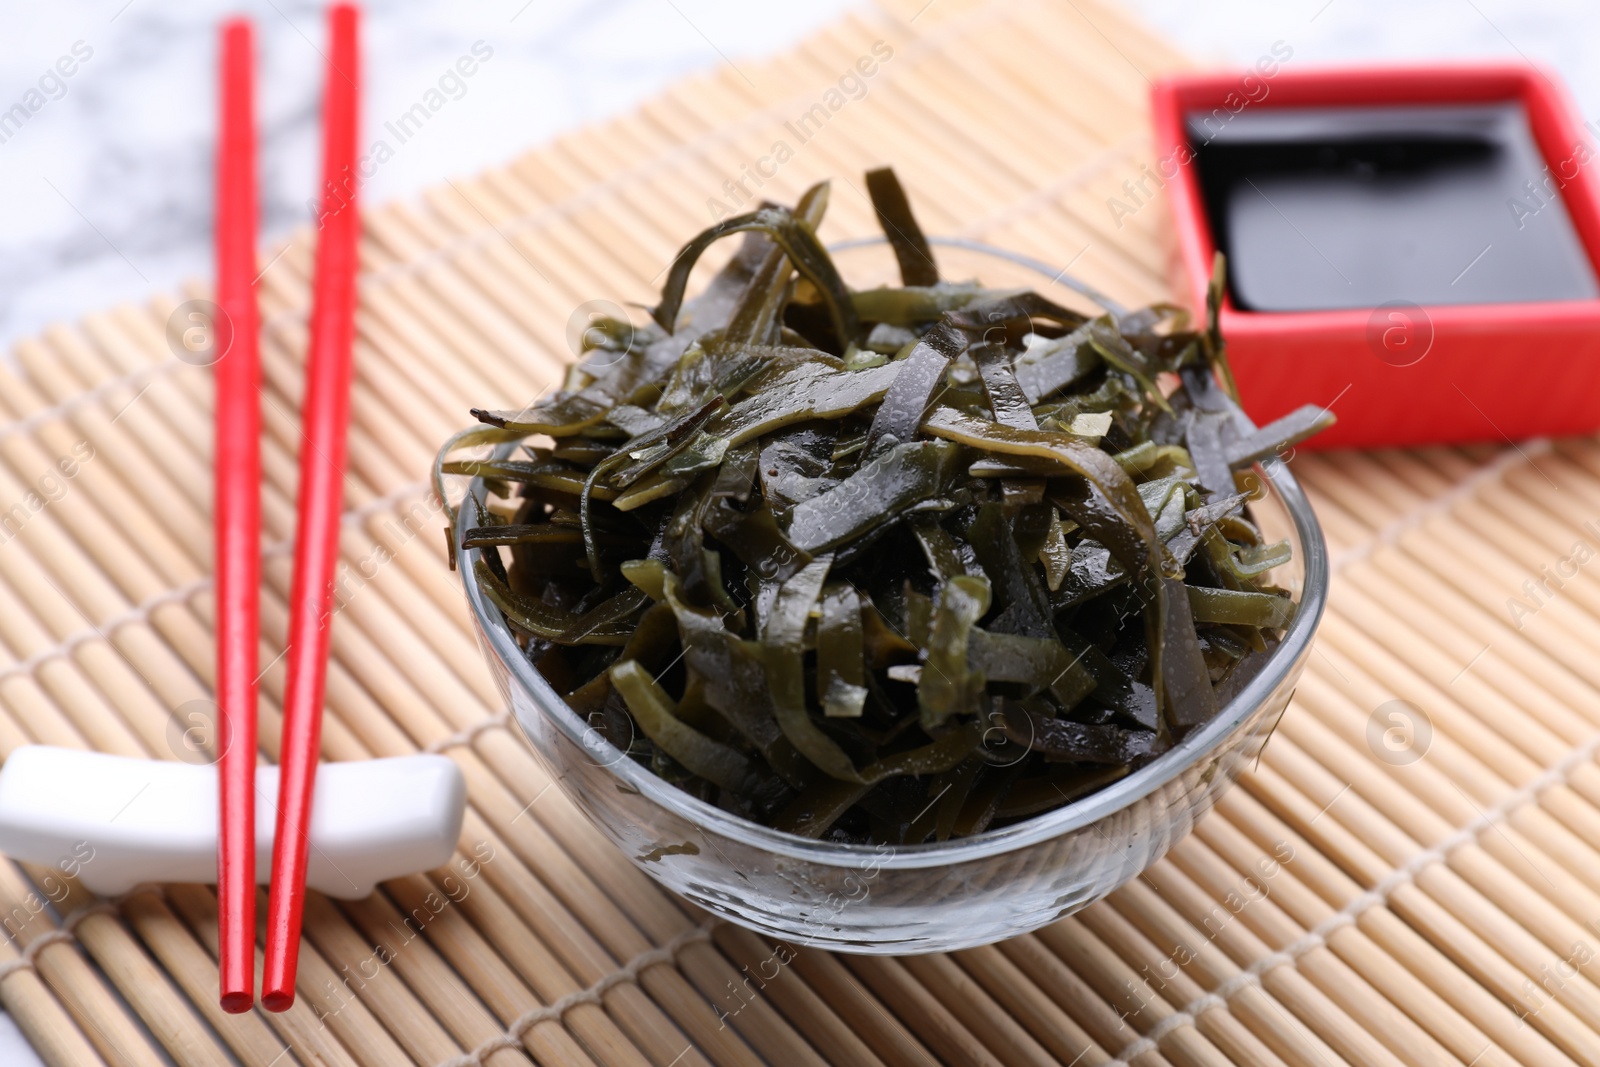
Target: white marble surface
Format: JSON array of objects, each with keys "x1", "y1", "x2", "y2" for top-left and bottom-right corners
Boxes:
[
  {"x1": 0, "y1": 0, "x2": 1595, "y2": 1060},
  {"x1": 1123, "y1": 0, "x2": 1600, "y2": 121},
  {"x1": 0, "y1": 0, "x2": 858, "y2": 352}
]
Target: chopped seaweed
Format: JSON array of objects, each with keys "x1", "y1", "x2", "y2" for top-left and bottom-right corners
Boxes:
[{"x1": 440, "y1": 170, "x2": 1329, "y2": 843}]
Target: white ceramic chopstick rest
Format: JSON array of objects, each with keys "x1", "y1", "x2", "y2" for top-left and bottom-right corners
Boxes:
[{"x1": 0, "y1": 746, "x2": 466, "y2": 898}]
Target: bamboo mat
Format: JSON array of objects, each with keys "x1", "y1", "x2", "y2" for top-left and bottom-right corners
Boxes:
[{"x1": 4, "y1": 0, "x2": 1600, "y2": 1064}]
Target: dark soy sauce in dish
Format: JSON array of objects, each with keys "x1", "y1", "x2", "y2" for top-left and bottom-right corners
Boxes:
[{"x1": 1188, "y1": 103, "x2": 1600, "y2": 312}]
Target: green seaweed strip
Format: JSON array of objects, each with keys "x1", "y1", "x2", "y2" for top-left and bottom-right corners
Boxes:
[
  {"x1": 818, "y1": 582, "x2": 868, "y2": 718},
  {"x1": 861, "y1": 323, "x2": 965, "y2": 461},
  {"x1": 657, "y1": 572, "x2": 814, "y2": 788},
  {"x1": 865, "y1": 166, "x2": 939, "y2": 287},
  {"x1": 785, "y1": 440, "x2": 962, "y2": 554},
  {"x1": 1150, "y1": 574, "x2": 1217, "y2": 731},
  {"x1": 433, "y1": 424, "x2": 522, "y2": 553},
  {"x1": 911, "y1": 518, "x2": 969, "y2": 582},
  {"x1": 774, "y1": 723, "x2": 981, "y2": 837},
  {"x1": 462, "y1": 524, "x2": 585, "y2": 547},
  {"x1": 1087, "y1": 318, "x2": 1170, "y2": 414},
  {"x1": 651, "y1": 185, "x2": 860, "y2": 346},
  {"x1": 708, "y1": 359, "x2": 901, "y2": 448},
  {"x1": 1202, "y1": 251, "x2": 1241, "y2": 403},
  {"x1": 918, "y1": 575, "x2": 991, "y2": 731},
  {"x1": 473, "y1": 556, "x2": 603, "y2": 642},
  {"x1": 1224, "y1": 404, "x2": 1337, "y2": 467},
  {"x1": 999, "y1": 702, "x2": 1161, "y2": 765},
  {"x1": 726, "y1": 182, "x2": 832, "y2": 345},
  {"x1": 922, "y1": 407, "x2": 1164, "y2": 574},
  {"x1": 972, "y1": 342, "x2": 1039, "y2": 430},
  {"x1": 968, "y1": 629, "x2": 1095, "y2": 710},
  {"x1": 609, "y1": 396, "x2": 727, "y2": 489},
  {"x1": 558, "y1": 587, "x2": 650, "y2": 645},
  {"x1": 933, "y1": 758, "x2": 984, "y2": 842},
  {"x1": 611, "y1": 660, "x2": 760, "y2": 794},
  {"x1": 1014, "y1": 324, "x2": 1099, "y2": 404},
  {"x1": 1187, "y1": 585, "x2": 1295, "y2": 629},
  {"x1": 580, "y1": 450, "x2": 630, "y2": 579},
  {"x1": 762, "y1": 556, "x2": 865, "y2": 781},
  {"x1": 851, "y1": 283, "x2": 998, "y2": 326}
]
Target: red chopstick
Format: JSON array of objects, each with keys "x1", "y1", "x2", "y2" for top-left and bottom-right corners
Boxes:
[
  {"x1": 215, "y1": 15, "x2": 261, "y2": 1016},
  {"x1": 262, "y1": 1, "x2": 361, "y2": 1013}
]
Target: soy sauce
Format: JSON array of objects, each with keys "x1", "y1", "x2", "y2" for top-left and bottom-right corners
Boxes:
[{"x1": 1188, "y1": 103, "x2": 1599, "y2": 311}]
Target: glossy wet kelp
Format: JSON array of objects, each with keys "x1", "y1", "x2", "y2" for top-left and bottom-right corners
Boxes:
[{"x1": 440, "y1": 168, "x2": 1329, "y2": 844}]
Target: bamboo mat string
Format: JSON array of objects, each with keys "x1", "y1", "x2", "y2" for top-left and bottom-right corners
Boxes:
[
  {"x1": 0, "y1": 359, "x2": 185, "y2": 444},
  {"x1": 1328, "y1": 442, "x2": 1554, "y2": 572},
  {"x1": 0, "y1": 479, "x2": 430, "y2": 698},
  {"x1": 0, "y1": 930, "x2": 79, "y2": 985},
  {"x1": 438, "y1": 919, "x2": 722, "y2": 1067},
  {"x1": 424, "y1": 712, "x2": 514, "y2": 756},
  {"x1": 1212, "y1": 788, "x2": 1577, "y2": 1067}
]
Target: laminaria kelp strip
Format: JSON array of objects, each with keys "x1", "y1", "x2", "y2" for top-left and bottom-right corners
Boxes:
[{"x1": 441, "y1": 168, "x2": 1331, "y2": 844}]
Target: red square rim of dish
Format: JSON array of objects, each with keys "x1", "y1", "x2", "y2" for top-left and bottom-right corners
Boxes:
[{"x1": 1151, "y1": 63, "x2": 1600, "y2": 449}]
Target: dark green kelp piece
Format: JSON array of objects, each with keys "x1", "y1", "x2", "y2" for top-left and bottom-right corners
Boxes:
[
  {"x1": 865, "y1": 166, "x2": 939, "y2": 287},
  {"x1": 441, "y1": 167, "x2": 1323, "y2": 844}
]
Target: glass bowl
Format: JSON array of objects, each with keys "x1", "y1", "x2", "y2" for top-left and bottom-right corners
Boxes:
[{"x1": 454, "y1": 238, "x2": 1328, "y2": 954}]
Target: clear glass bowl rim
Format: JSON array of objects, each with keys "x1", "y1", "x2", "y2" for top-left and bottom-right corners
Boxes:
[{"x1": 456, "y1": 235, "x2": 1329, "y2": 872}]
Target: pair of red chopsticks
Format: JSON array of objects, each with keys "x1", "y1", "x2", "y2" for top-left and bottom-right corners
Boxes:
[{"x1": 215, "y1": 5, "x2": 361, "y2": 1013}]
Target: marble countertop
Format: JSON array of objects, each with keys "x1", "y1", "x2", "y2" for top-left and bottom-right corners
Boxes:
[
  {"x1": 0, "y1": 0, "x2": 857, "y2": 353},
  {"x1": 0, "y1": 0, "x2": 1596, "y2": 1061}
]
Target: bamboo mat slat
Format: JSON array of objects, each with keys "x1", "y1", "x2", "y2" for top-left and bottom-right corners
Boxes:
[{"x1": 1, "y1": 0, "x2": 1598, "y2": 1064}]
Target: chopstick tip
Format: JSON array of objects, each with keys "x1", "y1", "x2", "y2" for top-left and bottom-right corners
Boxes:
[
  {"x1": 220, "y1": 991, "x2": 253, "y2": 1014},
  {"x1": 261, "y1": 988, "x2": 295, "y2": 1014}
]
